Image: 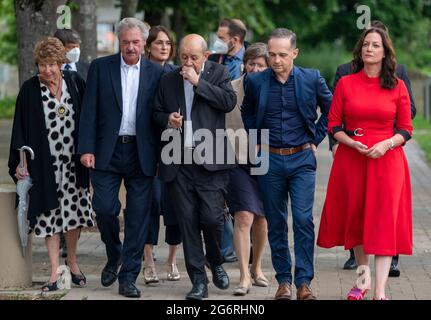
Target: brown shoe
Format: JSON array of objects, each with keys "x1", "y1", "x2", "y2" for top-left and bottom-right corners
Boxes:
[
  {"x1": 275, "y1": 283, "x2": 292, "y2": 300},
  {"x1": 296, "y1": 283, "x2": 317, "y2": 300}
]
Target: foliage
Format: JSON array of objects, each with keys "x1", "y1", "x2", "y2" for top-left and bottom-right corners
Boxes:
[
  {"x1": 0, "y1": 0, "x2": 17, "y2": 65},
  {"x1": 0, "y1": 96, "x2": 16, "y2": 119}
]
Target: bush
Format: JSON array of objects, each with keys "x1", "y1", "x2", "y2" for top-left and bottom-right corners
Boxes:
[
  {"x1": 0, "y1": 96, "x2": 16, "y2": 119},
  {"x1": 295, "y1": 42, "x2": 351, "y2": 90}
]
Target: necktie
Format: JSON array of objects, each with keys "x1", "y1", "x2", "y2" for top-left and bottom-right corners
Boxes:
[{"x1": 64, "y1": 64, "x2": 72, "y2": 71}]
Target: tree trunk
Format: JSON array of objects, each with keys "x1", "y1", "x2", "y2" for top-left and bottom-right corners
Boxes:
[
  {"x1": 14, "y1": 0, "x2": 67, "y2": 87},
  {"x1": 71, "y1": 0, "x2": 97, "y2": 64},
  {"x1": 120, "y1": 0, "x2": 138, "y2": 19}
]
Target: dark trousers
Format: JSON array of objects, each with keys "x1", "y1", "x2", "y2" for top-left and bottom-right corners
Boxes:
[
  {"x1": 258, "y1": 148, "x2": 316, "y2": 288},
  {"x1": 146, "y1": 178, "x2": 182, "y2": 246},
  {"x1": 90, "y1": 139, "x2": 153, "y2": 285},
  {"x1": 167, "y1": 164, "x2": 229, "y2": 284}
]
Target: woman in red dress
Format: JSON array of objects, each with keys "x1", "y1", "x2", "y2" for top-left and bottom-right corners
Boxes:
[{"x1": 317, "y1": 27, "x2": 413, "y2": 300}]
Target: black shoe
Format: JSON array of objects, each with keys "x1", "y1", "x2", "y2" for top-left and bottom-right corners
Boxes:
[
  {"x1": 389, "y1": 263, "x2": 400, "y2": 277},
  {"x1": 186, "y1": 282, "x2": 208, "y2": 300},
  {"x1": 210, "y1": 265, "x2": 229, "y2": 290},
  {"x1": 101, "y1": 263, "x2": 119, "y2": 287},
  {"x1": 223, "y1": 252, "x2": 238, "y2": 263},
  {"x1": 119, "y1": 282, "x2": 141, "y2": 298},
  {"x1": 343, "y1": 256, "x2": 357, "y2": 270}
]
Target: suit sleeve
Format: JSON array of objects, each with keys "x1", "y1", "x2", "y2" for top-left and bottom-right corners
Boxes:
[
  {"x1": 194, "y1": 67, "x2": 236, "y2": 113},
  {"x1": 398, "y1": 65, "x2": 416, "y2": 119},
  {"x1": 240, "y1": 76, "x2": 257, "y2": 131},
  {"x1": 313, "y1": 70, "x2": 332, "y2": 146},
  {"x1": 77, "y1": 60, "x2": 98, "y2": 155},
  {"x1": 395, "y1": 80, "x2": 413, "y2": 142},
  {"x1": 152, "y1": 79, "x2": 170, "y2": 129}
]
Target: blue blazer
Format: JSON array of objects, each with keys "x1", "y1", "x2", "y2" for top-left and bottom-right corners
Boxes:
[
  {"x1": 241, "y1": 66, "x2": 332, "y2": 146},
  {"x1": 77, "y1": 53, "x2": 164, "y2": 176}
]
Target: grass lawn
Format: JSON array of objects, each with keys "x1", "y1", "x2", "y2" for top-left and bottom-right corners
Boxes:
[{"x1": 413, "y1": 115, "x2": 431, "y2": 163}]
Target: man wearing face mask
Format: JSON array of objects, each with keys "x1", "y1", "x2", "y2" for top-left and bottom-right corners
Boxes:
[
  {"x1": 209, "y1": 18, "x2": 248, "y2": 264},
  {"x1": 54, "y1": 29, "x2": 90, "y2": 81},
  {"x1": 209, "y1": 19, "x2": 248, "y2": 81}
]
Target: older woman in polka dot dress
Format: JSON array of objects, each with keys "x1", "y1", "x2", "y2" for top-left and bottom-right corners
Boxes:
[{"x1": 8, "y1": 37, "x2": 94, "y2": 292}]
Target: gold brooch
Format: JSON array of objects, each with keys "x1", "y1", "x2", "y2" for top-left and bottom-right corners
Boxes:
[{"x1": 56, "y1": 104, "x2": 67, "y2": 117}]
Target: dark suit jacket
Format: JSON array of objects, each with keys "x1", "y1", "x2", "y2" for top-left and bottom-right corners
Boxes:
[
  {"x1": 241, "y1": 66, "x2": 332, "y2": 147},
  {"x1": 8, "y1": 71, "x2": 88, "y2": 227},
  {"x1": 152, "y1": 60, "x2": 237, "y2": 182},
  {"x1": 329, "y1": 62, "x2": 416, "y2": 149},
  {"x1": 77, "y1": 53, "x2": 163, "y2": 176},
  {"x1": 76, "y1": 61, "x2": 90, "y2": 82}
]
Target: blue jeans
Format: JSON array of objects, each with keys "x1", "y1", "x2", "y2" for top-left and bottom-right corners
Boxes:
[{"x1": 258, "y1": 148, "x2": 316, "y2": 287}]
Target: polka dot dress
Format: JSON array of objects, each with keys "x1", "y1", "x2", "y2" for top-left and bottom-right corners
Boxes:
[{"x1": 33, "y1": 78, "x2": 94, "y2": 238}]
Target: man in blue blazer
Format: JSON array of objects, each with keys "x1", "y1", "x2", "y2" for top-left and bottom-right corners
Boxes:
[
  {"x1": 78, "y1": 18, "x2": 163, "y2": 298},
  {"x1": 242, "y1": 28, "x2": 332, "y2": 300}
]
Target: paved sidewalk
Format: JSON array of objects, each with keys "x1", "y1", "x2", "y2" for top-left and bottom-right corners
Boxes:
[{"x1": 4, "y1": 138, "x2": 431, "y2": 300}]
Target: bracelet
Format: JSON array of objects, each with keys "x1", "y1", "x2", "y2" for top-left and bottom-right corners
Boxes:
[{"x1": 389, "y1": 138, "x2": 395, "y2": 150}]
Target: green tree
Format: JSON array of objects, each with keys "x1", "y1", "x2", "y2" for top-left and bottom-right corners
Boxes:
[{"x1": 0, "y1": 0, "x2": 17, "y2": 65}]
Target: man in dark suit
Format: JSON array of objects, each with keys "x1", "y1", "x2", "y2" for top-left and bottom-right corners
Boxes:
[
  {"x1": 78, "y1": 18, "x2": 163, "y2": 298},
  {"x1": 54, "y1": 28, "x2": 90, "y2": 81},
  {"x1": 331, "y1": 21, "x2": 416, "y2": 277},
  {"x1": 242, "y1": 28, "x2": 332, "y2": 300},
  {"x1": 153, "y1": 34, "x2": 236, "y2": 300}
]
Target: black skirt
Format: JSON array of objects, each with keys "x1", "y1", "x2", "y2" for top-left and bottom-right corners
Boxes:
[{"x1": 226, "y1": 164, "x2": 265, "y2": 216}]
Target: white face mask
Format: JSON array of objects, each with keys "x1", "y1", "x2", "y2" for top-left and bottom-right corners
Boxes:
[
  {"x1": 66, "y1": 47, "x2": 80, "y2": 63},
  {"x1": 212, "y1": 38, "x2": 229, "y2": 54}
]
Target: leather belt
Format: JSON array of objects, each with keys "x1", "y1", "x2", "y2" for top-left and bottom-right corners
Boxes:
[
  {"x1": 118, "y1": 135, "x2": 136, "y2": 144},
  {"x1": 344, "y1": 128, "x2": 364, "y2": 137},
  {"x1": 262, "y1": 143, "x2": 311, "y2": 156}
]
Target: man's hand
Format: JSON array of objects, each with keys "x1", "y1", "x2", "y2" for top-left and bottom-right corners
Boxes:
[
  {"x1": 80, "y1": 153, "x2": 95, "y2": 168},
  {"x1": 311, "y1": 144, "x2": 317, "y2": 158},
  {"x1": 180, "y1": 66, "x2": 199, "y2": 86},
  {"x1": 331, "y1": 143, "x2": 339, "y2": 158},
  {"x1": 168, "y1": 112, "x2": 183, "y2": 129}
]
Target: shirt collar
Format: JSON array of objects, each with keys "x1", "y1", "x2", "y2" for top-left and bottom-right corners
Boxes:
[
  {"x1": 226, "y1": 46, "x2": 245, "y2": 61},
  {"x1": 270, "y1": 65, "x2": 295, "y2": 81},
  {"x1": 121, "y1": 54, "x2": 141, "y2": 70}
]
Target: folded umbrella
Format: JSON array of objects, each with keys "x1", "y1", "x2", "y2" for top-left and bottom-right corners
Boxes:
[{"x1": 16, "y1": 146, "x2": 34, "y2": 257}]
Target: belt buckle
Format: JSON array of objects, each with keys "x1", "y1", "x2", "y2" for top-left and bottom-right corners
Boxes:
[
  {"x1": 354, "y1": 128, "x2": 364, "y2": 137},
  {"x1": 121, "y1": 136, "x2": 127, "y2": 143}
]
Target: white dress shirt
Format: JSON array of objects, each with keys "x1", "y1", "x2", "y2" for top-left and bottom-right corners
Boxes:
[
  {"x1": 61, "y1": 62, "x2": 77, "y2": 72},
  {"x1": 119, "y1": 54, "x2": 140, "y2": 136},
  {"x1": 183, "y1": 62, "x2": 205, "y2": 148}
]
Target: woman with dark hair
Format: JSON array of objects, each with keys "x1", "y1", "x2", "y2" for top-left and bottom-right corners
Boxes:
[
  {"x1": 317, "y1": 27, "x2": 413, "y2": 300},
  {"x1": 8, "y1": 37, "x2": 94, "y2": 291},
  {"x1": 142, "y1": 25, "x2": 182, "y2": 284}
]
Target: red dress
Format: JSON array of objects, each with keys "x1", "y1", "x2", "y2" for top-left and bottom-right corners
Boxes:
[{"x1": 317, "y1": 69, "x2": 413, "y2": 256}]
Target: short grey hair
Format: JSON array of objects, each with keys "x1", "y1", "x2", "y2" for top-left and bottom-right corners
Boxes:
[
  {"x1": 268, "y1": 28, "x2": 297, "y2": 49},
  {"x1": 116, "y1": 17, "x2": 150, "y2": 41}
]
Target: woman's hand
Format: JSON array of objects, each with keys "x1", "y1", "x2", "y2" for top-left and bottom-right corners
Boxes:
[
  {"x1": 15, "y1": 164, "x2": 29, "y2": 180},
  {"x1": 349, "y1": 140, "x2": 370, "y2": 155},
  {"x1": 366, "y1": 140, "x2": 390, "y2": 159}
]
